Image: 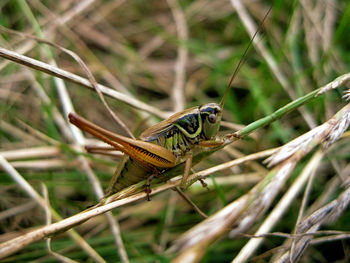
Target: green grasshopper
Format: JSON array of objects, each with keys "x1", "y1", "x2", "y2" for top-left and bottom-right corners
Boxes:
[
  {"x1": 69, "y1": 8, "x2": 271, "y2": 202},
  {"x1": 68, "y1": 101, "x2": 225, "y2": 201}
]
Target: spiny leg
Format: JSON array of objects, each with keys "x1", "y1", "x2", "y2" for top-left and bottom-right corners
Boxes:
[
  {"x1": 194, "y1": 139, "x2": 225, "y2": 190},
  {"x1": 144, "y1": 174, "x2": 155, "y2": 201},
  {"x1": 181, "y1": 154, "x2": 210, "y2": 191},
  {"x1": 198, "y1": 177, "x2": 209, "y2": 191},
  {"x1": 198, "y1": 140, "x2": 224, "y2": 148},
  {"x1": 180, "y1": 152, "x2": 193, "y2": 190},
  {"x1": 85, "y1": 145, "x2": 122, "y2": 157},
  {"x1": 85, "y1": 145, "x2": 116, "y2": 153},
  {"x1": 144, "y1": 172, "x2": 163, "y2": 201},
  {"x1": 189, "y1": 167, "x2": 210, "y2": 191}
]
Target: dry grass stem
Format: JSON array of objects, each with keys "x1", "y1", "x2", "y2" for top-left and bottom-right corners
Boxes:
[
  {"x1": 310, "y1": 233, "x2": 350, "y2": 245},
  {"x1": 43, "y1": 183, "x2": 77, "y2": 263},
  {"x1": 1, "y1": 1, "x2": 349, "y2": 261},
  {"x1": 0, "y1": 147, "x2": 278, "y2": 258},
  {"x1": 190, "y1": 173, "x2": 261, "y2": 190},
  {"x1": 2, "y1": 8, "x2": 128, "y2": 258},
  {"x1": 0, "y1": 47, "x2": 170, "y2": 119},
  {"x1": 0, "y1": 201, "x2": 37, "y2": 221},
  {"x1": 0, "y1": 155, "x2": 105, "y2": 262},
  {"x1": 0, "y1": 120, "x2": 41, "y2": 144},
  {"x1": 169, "y1": 160, "x2": 296, "y2": 260},
  {"x1": 168, "y1": 102, "x2": 350, "y2": 262},
  {"x1": 0, "y1": 182, "x2": 169, "y2": 258},
  {"x1": 0, "y1": 146, "x2": 61, "y2": 160},
  {"x1": 76, "y1": 154, "x2": 129, "y2": 262},
  {"x1": 265, "y1": 103, "x2": 350, "y2": 167},
  {"x1": 0, "y1": 0, "x2": 97, "y2": 71},
  {"x1": 231, "y1": 150, "x2": 324, "y2": 263},
  {"x1": 26, "y1": 69, "x2": 74, "y2": 142},
  {"x1": 273, "y1": 185, "x2": 350, "y2": 263},
  {"x1": 317, "y1": 72, "x2": 350, "y2": 96},
  {"x1": 167, "y1": 0, "x2": 189, "y2": 112},
  {"x1": 7, "y1": 159, "x2": 69, "y2": 170},
  {"x1": 174, "y1": 187, "x2": 208, "y2": 219}
]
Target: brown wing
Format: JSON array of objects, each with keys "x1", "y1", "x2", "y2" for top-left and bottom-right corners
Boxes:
[{"x1": 139, "y1": 106, "x2": 199, "y2": 141}]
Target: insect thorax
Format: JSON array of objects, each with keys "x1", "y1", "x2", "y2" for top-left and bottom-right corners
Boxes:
[{"x1": 145, "y1": 104, "x2": 222, "y2": 162}]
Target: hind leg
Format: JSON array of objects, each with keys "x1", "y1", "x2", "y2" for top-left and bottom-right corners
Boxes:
[
  {"x1": 144, "y1": 172, "x2": 163, "y2": 201},
  {"x1": 144, "y1": 174, "x2": 156, "y2": 201}
]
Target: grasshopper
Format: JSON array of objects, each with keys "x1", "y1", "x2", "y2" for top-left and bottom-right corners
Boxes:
[
  {"x1": 69, "y1": 8, "x2": 271, "y2": 202},
  {"x1": 68, "y1": 101, "x2": 225, "y2": 201}
]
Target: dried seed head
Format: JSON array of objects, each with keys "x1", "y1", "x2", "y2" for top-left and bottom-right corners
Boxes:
[
  {"x1": 265, "y1": 104, "x2": 350, "y2": 167},
  {"x1": 264, "y1": 124, "x2": 330, "y2": 167},
  {"x1": 316, "y1": 73, "x2": 350, "y2": 97},
  {"x1": 323, "y1": 109, "x2": 350, "y2": 148},
  {"x1": 343, "y1": 89, "x2": 350, "y2": 102}
]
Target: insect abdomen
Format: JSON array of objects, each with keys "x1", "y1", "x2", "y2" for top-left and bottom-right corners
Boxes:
[{"x1": 105, "y1": 156, "x2": 151, "y2": 197}]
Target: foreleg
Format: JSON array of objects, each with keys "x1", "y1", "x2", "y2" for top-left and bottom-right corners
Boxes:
[{"x1": 180, "y1": 152, "x2": 193, "y2": 190}]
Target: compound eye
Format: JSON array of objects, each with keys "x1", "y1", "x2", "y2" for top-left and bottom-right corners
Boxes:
[{"x1": 208, "y1": 113, "x2": 217, "y2": 123}]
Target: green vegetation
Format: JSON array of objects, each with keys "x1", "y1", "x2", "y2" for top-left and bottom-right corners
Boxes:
[{"x1": 1, "y1": 0, "x2": 350, "y2": 262}]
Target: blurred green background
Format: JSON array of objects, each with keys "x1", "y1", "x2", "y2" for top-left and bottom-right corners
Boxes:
[{"x1": 1, "y1": 0, "x2": 350, "y2": 262}]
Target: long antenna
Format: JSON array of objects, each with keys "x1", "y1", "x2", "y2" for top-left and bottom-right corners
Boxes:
[{"x1": 220, "y1": 6, "x2": 272, "y2": 108}]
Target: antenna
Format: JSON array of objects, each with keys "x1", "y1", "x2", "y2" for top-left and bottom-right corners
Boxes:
[{"x1": 220, "y1": 6, "x2": 272, "y2": 108}]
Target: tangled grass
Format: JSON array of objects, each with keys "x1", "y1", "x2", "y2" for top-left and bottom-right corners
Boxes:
[{"x1": 1, "y1": 0, "x2": 350, "y2": 262}]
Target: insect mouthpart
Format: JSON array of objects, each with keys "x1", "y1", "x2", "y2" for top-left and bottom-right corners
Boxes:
[{"x1": 199, "y1": 103, "x2": 222, "y2": 139}]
